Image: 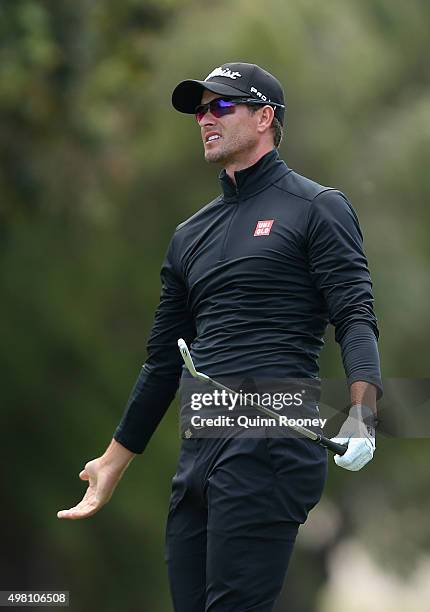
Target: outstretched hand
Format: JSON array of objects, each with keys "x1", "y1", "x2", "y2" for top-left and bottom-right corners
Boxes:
[{"x1": 57, "y1": 458, "x2": 123, "y2": 520}]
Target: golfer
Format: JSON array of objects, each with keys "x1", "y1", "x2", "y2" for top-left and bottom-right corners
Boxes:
[{"x1": 58, "y1": 63, "x2": 382, "y2": 611}]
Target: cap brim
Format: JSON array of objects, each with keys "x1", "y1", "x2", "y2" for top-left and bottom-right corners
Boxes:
[{"x1": 172, "y1": 79, "x2": 250, "y2": 114}]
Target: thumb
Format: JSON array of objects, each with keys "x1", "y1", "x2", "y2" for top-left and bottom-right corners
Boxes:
[{"x1": 79, "y1": 469, "x2": 89, "y2": 481}]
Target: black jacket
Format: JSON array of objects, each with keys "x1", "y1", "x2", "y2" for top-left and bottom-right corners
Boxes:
[{"x1": 114, "y1": 149, "x2": 382, "y2": 453}]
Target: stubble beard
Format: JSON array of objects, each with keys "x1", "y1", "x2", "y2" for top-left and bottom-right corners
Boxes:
[
  {"x1": 204, "y1": 131, "x2": 256, "y2": 166},
  {"x1": 204, "y1": 139, "x2": 230, "y2": 164}
]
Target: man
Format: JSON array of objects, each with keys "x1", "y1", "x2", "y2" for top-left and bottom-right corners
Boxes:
[{"x1": 58, "y1": 63, "x2": 382, "y2": 611}]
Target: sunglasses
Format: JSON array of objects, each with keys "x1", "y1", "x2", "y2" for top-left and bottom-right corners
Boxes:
[{"x1": 195, "y1": 97, "x2": 284, "y2": 123}]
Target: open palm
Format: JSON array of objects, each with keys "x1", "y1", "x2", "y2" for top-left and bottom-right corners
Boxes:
[{"x1": 57, "y1": 458, "x2": 121, "y2": 520}]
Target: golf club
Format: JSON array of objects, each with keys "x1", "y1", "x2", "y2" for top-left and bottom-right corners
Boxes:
[{"x1": 178, "y1": 338, "x2": 348, "y2": 456}]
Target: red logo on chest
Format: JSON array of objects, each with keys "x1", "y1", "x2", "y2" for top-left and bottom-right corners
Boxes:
[{"x1": 253, "y1": 219, "x2": 274, "y2": 237}]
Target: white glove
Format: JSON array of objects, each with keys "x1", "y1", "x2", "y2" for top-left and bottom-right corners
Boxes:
[{"x1": 331, "y1": 404, "x2": 376, "y2": 471}]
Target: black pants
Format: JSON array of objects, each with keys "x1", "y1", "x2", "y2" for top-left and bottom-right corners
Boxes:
[{"x1": 165, "y1": 435, "x2": 327, "y2": 611}]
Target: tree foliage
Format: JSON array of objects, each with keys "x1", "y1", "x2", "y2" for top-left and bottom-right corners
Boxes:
[{"x1": 1, "y1": 1, "x2": 429, "y2": 610}]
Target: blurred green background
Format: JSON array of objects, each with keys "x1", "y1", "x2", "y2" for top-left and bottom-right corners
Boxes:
[{"x1": 1, "y1": 1, "x2": 429, "y2": 610}]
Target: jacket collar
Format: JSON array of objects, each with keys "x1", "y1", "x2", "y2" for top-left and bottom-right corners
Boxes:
[{"x1": 219, "y1": 148, "x2": 289, "y2": 202}]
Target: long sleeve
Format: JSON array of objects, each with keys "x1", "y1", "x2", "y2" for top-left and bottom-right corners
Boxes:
[
  {"x1": 306, "y1": 190, "x2": 383, "y2": 399},
  {"x1": 114, "y1": 235, "x2": 196, "y2": 453}
]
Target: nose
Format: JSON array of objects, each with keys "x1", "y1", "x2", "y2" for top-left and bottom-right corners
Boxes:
[
  {"x1": 197, "y1": 107, "x2": 216, "y2": 126},
  {"x1": 198, "y1": 113, "x2": 215, "y2": 127}
]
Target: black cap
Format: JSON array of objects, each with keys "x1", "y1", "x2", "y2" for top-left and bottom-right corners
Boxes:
[{"x1": 172, "y1": 62, "x2": 285, "y2": 125}]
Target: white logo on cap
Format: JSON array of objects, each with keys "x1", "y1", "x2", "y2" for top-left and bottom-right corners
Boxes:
[
  {"x1": 251, "y1": 86, "x2": 270, "y2": 102},
  {"x1": 205, "y1": 67, "x2": 242, "y2": 81}
]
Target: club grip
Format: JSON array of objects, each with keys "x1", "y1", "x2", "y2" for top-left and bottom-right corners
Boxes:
[{"x1": 318, "y1": 435, "x2": 348, "y2": 456}]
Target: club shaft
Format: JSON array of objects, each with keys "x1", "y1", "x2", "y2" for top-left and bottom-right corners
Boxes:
[
  {"x1": 205, "y1": 377, "x2": 347, "y2": 456},
  {"x1": 177, "y1": 338, "x2": 347, "y2": 456}
]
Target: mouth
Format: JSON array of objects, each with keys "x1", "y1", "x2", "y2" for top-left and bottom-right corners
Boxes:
[{"x1": 204, "y1": 132, "x2": 222, "y2": 144}]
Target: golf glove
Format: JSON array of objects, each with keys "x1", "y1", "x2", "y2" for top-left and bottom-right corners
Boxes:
[{"x1": 331, "y1": 404, "x2": 376, "y2": 471}]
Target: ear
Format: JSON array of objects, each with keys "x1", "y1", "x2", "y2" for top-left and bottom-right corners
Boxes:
[{"x1": 256, "y1": 105, "x2": 275, "y2": 134}]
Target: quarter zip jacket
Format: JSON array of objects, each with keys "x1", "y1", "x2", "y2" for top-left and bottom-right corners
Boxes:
[{"x1": 114, "y1": 149, "x2": 382, "y2": 453}]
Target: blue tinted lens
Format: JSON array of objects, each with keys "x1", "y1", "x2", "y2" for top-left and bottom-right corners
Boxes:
[
  {"x1": 195, "y1": 98, "x2": 237, "y2": 122},
  {"x1": 216, "y1": 99, "x2": 235, "y2": 108}
]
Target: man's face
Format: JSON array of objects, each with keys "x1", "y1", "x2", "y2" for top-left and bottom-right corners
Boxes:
[{"x1": 198, "y1": 90, "x2": 261, "y2": 165}]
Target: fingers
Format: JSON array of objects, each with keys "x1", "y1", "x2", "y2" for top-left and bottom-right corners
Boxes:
[
  {"x1": 57, "y1": 505, "x2": 98, "y2": 520},
  {"x1": 57, "y1": 466, "x2": 98, "y2": 519},
  {"x1": 333, "y1": 438, "x2": 374, "y2": 471},
  {"x1": 57, "y1": 495, "x2": 102, "y2": 520},
  {"x1": 58, "y1": 459, "x2": 116, "y2": 520},
  {"x1": 57, "y1": 509, "x2": 82, "y2": 520}
]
